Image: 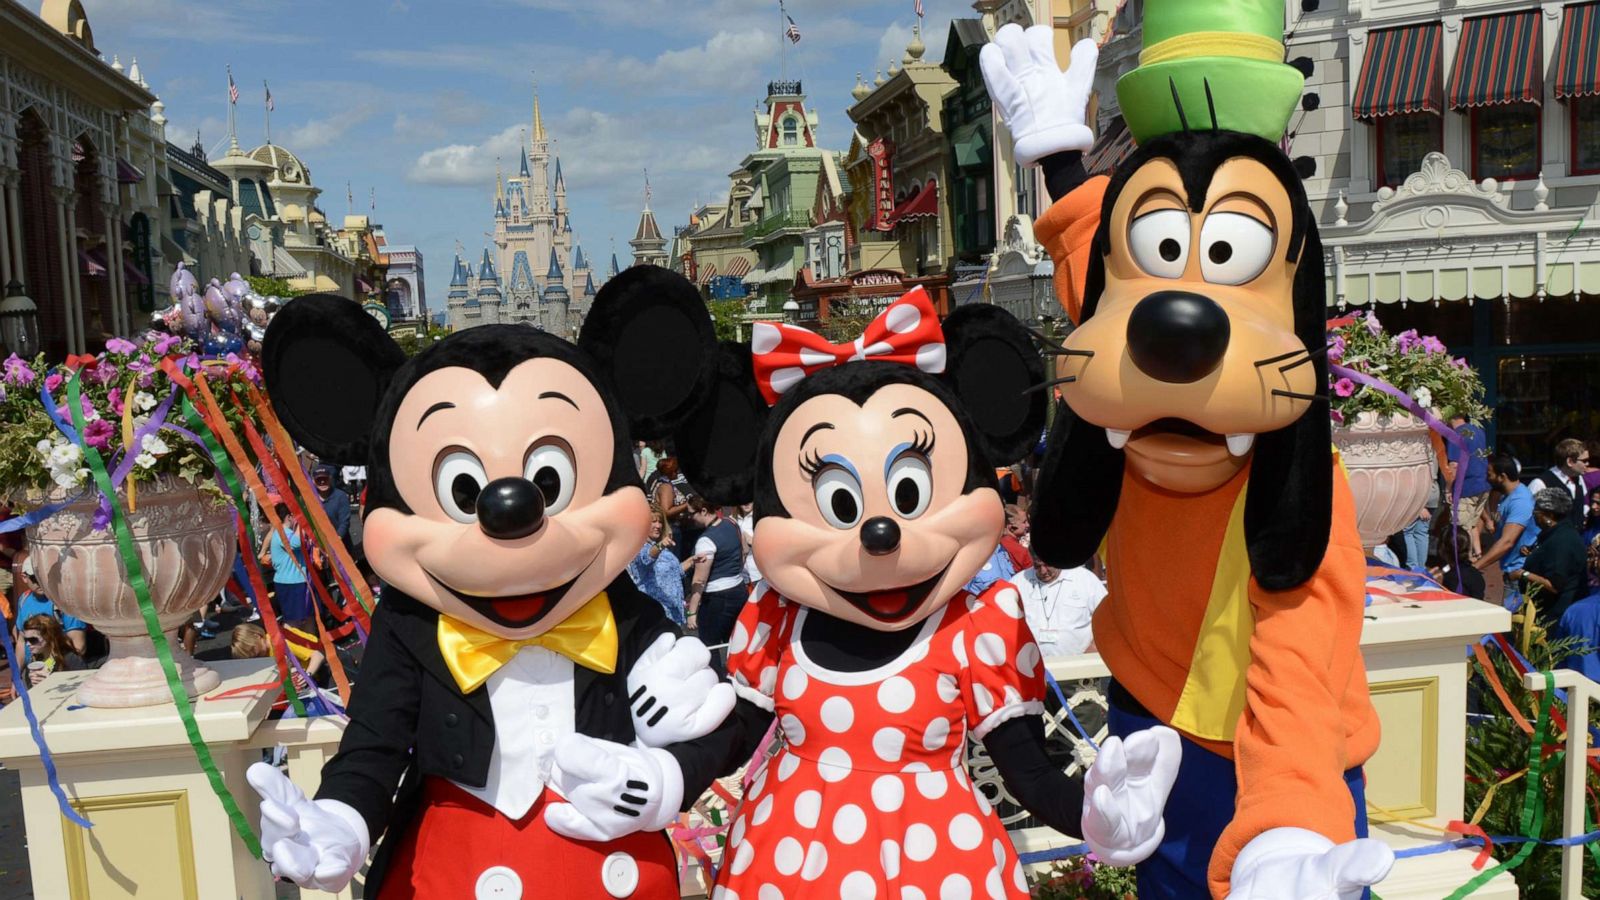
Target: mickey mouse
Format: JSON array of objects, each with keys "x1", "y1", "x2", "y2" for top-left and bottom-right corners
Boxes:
[
  {"x1": 244, "y1": 267, "x2": 751, "y2": 900},
  {"x1": 671, "y1": 289, "x2": 1181, "y2": 900}
]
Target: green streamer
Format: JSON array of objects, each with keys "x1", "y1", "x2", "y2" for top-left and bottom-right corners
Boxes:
[
  {"x1": 178, "y1": 394, "x2": 305, "y2": 718},
  {"x1": 66, "y1": 374, "x2": 264, "y2": 858}
]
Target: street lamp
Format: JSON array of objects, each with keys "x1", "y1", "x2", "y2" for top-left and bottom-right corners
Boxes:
[
  {"x1": 1, "y1": 280, "x2": 40, "y2": 358},
  {"x1": 783, "y1": 298, "x2": 800, "y2": 322}
]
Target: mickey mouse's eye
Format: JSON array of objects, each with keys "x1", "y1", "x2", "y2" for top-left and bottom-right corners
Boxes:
[
  {"x1": 886, "y1": 453, "x2": 932, "y2": 519},
  {"x1": 524, "y1": 440, "x2": 577, "y2": 515},
  {"x1": 434, "y1": 450, "x2": 487, "y2": 524},
  {"x1": 814, "y1": 465, "x2": 864, "y2": 530},
  {"x1": 1199, "y1": 212, "x2": 1275, "y2": 286},
  {"x1": 1127, "y1": 208, "x2": 1191, "y2": 279}
]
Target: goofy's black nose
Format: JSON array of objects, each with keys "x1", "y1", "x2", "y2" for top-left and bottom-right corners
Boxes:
[
  {"x1": 1126, "y1": 291, "x2": 1230, "y2": 384},
  {"x1": 476, "y1": 477, "x2": 546, "y2": 540},
  {"x1": 860, "y1": 517, "x2": 901, "y2": 556}
]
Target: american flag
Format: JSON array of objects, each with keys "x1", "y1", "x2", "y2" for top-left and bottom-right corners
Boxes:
[
  {"x1": 227, "y1": 68, "x2": 239, "y2": 104},
  {"x1": 785, "y1": 15, "x2": 801, "y2": 44},
  {"x1": 915, "y1": 0, "x2": 924, "y2": 16},
  {"x1": 264, "y1": 81, "x2": 273, "y2": 112}
]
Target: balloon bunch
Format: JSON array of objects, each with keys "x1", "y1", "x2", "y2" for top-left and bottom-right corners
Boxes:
[{"x1": 153, "y1": 264, "x2": 281, "y2": 358}]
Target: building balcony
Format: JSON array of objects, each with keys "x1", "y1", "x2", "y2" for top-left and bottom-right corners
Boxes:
[{"x1": 743, "y1": 210, "x2": 813, "y2": 244}]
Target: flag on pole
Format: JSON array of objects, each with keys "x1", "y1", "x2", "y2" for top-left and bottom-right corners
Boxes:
[
  {"x1": 228, "y1": 67, "x2": 239, "y2": 104},
  {"x1": 370, "y1": 187, "x2": 375, "y2": 212},
  {"x1": 264, "y1": 81, "x2": 273, "y2": 112},
  {"x1": 915, "y1": 0, "x2": 925, "y2": 17},
  {"x1": 785, "y1": 14, "x2": 802, "y2": 43}
]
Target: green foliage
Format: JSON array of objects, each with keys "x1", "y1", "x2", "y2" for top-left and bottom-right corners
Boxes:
[
  {"x1": 391, "y1": 323, "x2": 453, "y2": 357},
  {"x1": 1329, "y1": 311, "x2": 1490, "y2": 424},
  {"x1": 1464, "y1": 631, "x2": 1600, "y2": 899},
  {"x1": 707, "y1": 299, "x2": 749, "y2": 343},
  {"x1": 1029, "y1": 856, "x2": 1139, "y2": 899},
  {"x1": 245, "y1": 275, "x2": 305, "y2": 300}
]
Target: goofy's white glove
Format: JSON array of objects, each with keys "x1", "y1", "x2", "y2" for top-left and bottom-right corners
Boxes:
[
  {"x1": 1080, "y1": 725, "x2": 1181, "y2": 866},
  {"x1": 248, "y1": 762, "x2": 368, "y2": 893},
  {"x1": 979, "y1": 24, "x2": 1099, "y2": 165},
  {"x1": 1227, "y1": 827, "x2": 1395, "y2": 900},
  {"x1": 627, "y1": 633, "x2": 737, "y2": 747},
  {"x1": 545, "y1": 734, "x2": 684, "y2": 842}
]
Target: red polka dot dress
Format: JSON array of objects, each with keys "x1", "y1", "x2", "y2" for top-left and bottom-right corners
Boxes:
[{"x1": 716, "y1": 580, "x2": 1047, "y2": 900}]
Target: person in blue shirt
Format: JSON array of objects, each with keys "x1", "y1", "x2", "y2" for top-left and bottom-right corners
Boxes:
[
  {"x1": 1556, "y1": 538, "x2": 1600, "y2": 682},
  {"x1": 1475, "y1": 452, "x2": 1541, "y2": 611},
  {"x1": 261, "y1": 504, "x2": 314, "y2": 625},
  {"x1": 1444, "y1": 416, "x2": 1491, "y2": 557},
  {"x1": 965, "y1": 541, "x2": 1017, "y2": 595},
  {"x1": 628, "y1": 508, "x2": 688, "y2": 625},
  {"x1": 11, "y1": 550, "x2": 87, "y2": 657},
  {"x1": 313, "y1": 465, "x2": 352, "y2": 550}
]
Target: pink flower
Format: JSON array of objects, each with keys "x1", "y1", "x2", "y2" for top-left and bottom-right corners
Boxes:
[
  {"x1": 3, "y1": 354, "x2": 35, "y2": 386},
  {"x1": 108, "y1": 388, "x2": 124, "y2": 416},
  {"x1": 1421, "y1": 336, "x2": 1447, "y2": 355},
  {"x1": 152, "y1": 334, "x2": 183, "y2": 357},
  {"x1": 1334, "y1": 377, "x2": 1357, "y2": 398},
  {"x1": 105, "y1": 337, "x2": 138, "y2": 356},
  {"x1": 1364, "y1": 313, "x2": 1384, "y2": 336},
  {"x1": 1331, "y1": 409, "x2": 1346, "y2": 425},
  {"x1": 1328, "y1": 335, "x2": 1346, "y2": 363},
  {"x1": 86, "y1": 361, "x2": 119, "y2": 385},
  {"x1": 83, "y1": 418, "x2": 115, "y2": 450},
  {"x1": 1396, "y1": 329, "x2": 1422, "y2": 352},
  {"x1": 43, "y1": 372, "x2": 63, "y2": 393}
]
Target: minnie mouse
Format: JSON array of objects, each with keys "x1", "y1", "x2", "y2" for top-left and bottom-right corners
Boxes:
[
  {"x1": 242, "y1": 268, "x2": 757, "y2": 900},
  {"x1": 673, "y1": 289, "x2": 1181, "y2": 899}
]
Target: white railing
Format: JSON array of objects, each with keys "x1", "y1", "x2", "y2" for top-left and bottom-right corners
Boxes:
[{"x1": 1522, "y1": 668, "x2": 1597, "y2": 900}]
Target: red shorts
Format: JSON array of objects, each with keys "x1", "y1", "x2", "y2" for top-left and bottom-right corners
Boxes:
[{"x1": 379, "y1": 777, "x2": 679, "y2": 900}]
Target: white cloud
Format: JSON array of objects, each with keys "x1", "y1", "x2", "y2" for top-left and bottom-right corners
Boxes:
[
  {"x1": 281, "y1": 114, "x2": 364, "y2": 151},
  {"x1": 875, "y1": 22, "x2": 917, "y2": 76},
  {"x1": 406, "y1": 125, "x2": 528, "y2": 187},
  {"x1": 575, "y1": 30, "x2": 781, "y2": 95}
]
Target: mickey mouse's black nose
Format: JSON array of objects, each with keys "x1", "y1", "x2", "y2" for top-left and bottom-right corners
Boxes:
[
  {"x1": 476, "y1": 477, "x2": 545, "y2": 540},
  {"x1": 1126, "y1": 290, "x2": 1231, "y2": 384},
  {"x1": 860, "y1": 517, "x2": 901, "y2": 556}
]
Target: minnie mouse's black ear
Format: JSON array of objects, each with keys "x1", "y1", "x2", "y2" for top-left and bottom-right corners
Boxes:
[
  {"x1": 261, "y1": 293, "x2": 407, "y2": 464},
  {"x1": 940, "y1": 304, "x2": 1046, "y2": 465},
  {"x1": 674, "y1": 341, "x2": 767, "y2": 506},
  {"x1": 578, "y1": 265, "x2": 716, "y2": 439}
]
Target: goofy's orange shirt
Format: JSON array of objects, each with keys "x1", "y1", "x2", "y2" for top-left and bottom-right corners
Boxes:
[{"x1": 1037, "y1": 180, "x2": 1381, "y2": 898}]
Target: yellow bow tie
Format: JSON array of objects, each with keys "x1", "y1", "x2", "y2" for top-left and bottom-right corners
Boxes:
[{"x1": 437, "y1": 592, "x2": 618, "y2": 693}]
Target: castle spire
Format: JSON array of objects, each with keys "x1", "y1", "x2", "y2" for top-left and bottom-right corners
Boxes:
[
  {"x1": 532, "y1": 81, "x2": 547, "y2": 143},
  {"x1": 495, "y1": 158, "x2": 504, "y2": 201}
]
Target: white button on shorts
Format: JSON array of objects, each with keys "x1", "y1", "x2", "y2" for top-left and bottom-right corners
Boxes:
[
  {"x1": 474, "y1": 865, "x2": 522, "y2": 900},
  {"x1": 601, "y1": 851, "x2": 639, "y2": 897}
]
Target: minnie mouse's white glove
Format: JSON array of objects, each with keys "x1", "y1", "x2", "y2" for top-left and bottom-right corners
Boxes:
[
  {"x1": 1227, "y1": 828, "x2": 1394, "y2": 900},
  {"x1": 545, "y1": 734, "x2": 684, "y2": 842},
  {"x1": 1079, "y1": 726, "x2": 1181, "y2": 866},
  {"x1": 979, "y1": 24, "x2": 1099, "y2": 166},
  {"x1": 627, "y1": 633, "x2": 737, "y2": 747},
  {"x1": 248, "y1": 762, "x2": 368, "y2": 893}
]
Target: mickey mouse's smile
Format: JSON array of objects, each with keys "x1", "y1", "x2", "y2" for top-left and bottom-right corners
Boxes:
[
  {"x1": 427, "y1": 569, "x2": 583, "y2": 629},
  {"x1": 821, "y1": 565, "x2": 952, "y2": 623}
]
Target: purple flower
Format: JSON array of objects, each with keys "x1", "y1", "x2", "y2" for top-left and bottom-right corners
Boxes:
[
  {"x1": 137, "y1": 373, "x2": 154, "y2": 390},
  {"x1": 3, "y1": 354, "x2": 35, "y2": 387},
  {"x1": 1421, "y1": 336, "x2": 1446, "y2": 355},
  {"x1": 105, "y1": 338, "x2": 138, "y2": 356},
  {"x1": 1453, "y1": 357, "x2": 1471, "y2": 370},
  {"x1": 1328, "y1": 335, "x2": 1346, "y2": 363},
  {"x1": 1334, "y1": 377, "x2": 1357, "y2": 398},
  {"x1": 1396, "y1": 329, "x2": 1422, "y2": 352},
  {"x1": 1365, "y1": 313, "x2": 1384, "y2": 336},
  {"x1": 91, "y1": 500, "x2": 112, "y2": 532},
  {"x1": 152, "y1": 334, "x2": 183, "y2": 357},
  {"x1": 1331, "y1": 408, "x2": 1346, "y2": 425},
  {"x1": 44, "y1": 372, "x2": 63, "y2": 393},
  {"x1": 86, "y1": 361, "x2": 119, "y2": 385},
  {"x1": 83, "y1": 418, "x2": 115, "y2": 450}
]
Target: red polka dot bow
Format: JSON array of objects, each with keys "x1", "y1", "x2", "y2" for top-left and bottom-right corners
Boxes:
[{"x1": 750, "y1": 287, "x2": 946, "y2": 406}]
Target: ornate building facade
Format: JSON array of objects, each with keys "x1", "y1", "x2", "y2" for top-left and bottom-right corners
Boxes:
[{"x1": 447, "y1": 92, "x2": 597, "y2": 336}]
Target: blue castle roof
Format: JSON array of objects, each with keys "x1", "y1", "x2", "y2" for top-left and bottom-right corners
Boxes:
[
  {"x1": 546, "y1": 247, "x2": 564, "y2": 280},
  {"x1": 448, "y1": 254, "x2": 470, "y2": 288},
  {"x1": 478, "y1": 248, "x2": 498, "y2": 283},
  {"x1": 519, "y1": 147, "x2": 530, "y2": 178},
  {"x1": 572, "y1": 244, "x2": 587, "y2": 271}
]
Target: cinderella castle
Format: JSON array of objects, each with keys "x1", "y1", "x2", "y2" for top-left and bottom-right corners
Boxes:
[{"x1": 446, "y1": 90, "x2": 613, "y2": 337}]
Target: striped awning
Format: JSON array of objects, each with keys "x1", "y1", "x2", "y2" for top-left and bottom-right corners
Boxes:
[
  {"x1": 1353, "y1": 23, "x2": 1443, "y2": 120},
  {"x1": 1447, "y1": 12, "x2": 1541, "y2": 109},
  {"x1": 1085, "y1": 118, "x2": 1137, "y2": 175},
  {"x1": 1556, "y1": 2, "x2": 1600, "y2": 99},
  {"x1": 697, "y1": 263, "x2": 717, "y2": 284},
  {"x1": 724, "y1": 257, "x2": 752, "y2": 278}
]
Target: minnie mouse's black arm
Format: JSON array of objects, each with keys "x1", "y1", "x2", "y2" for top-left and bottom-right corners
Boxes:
[
  {"x1": 981, "y1": 716, "x2": 1086, "y2": 836},
  {"x1": 664, "y1": 698, "x2": 775, "y2": 806},
  {"x1": 1040, "y1": 150, "x2": 1088, "y2": 203}
]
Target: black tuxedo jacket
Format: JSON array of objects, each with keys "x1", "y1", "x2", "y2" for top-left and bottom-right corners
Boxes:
[{"x1": 313, "y1": 575, "x2": 762, "y2": 894}]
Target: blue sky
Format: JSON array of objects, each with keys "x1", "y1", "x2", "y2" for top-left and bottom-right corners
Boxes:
[{"x1": 77, "y1": 0, "x2": 979, "y2": 309}]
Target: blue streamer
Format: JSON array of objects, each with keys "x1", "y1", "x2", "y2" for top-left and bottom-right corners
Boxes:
[
  {"x1": 0, "y1": 608, "x2": 92, "y2": 829},
  {"x1": 0, "y1": 494, "x2": 83, "y2": 533},
  {"x1": 38, "y1": 377, "x2": 81, "y2": 446},
  {"x1": 1044, "y1": 669, "x2": 1099, "y2": 750}
]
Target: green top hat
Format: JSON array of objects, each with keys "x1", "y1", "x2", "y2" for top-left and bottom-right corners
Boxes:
[{"x1": 1116, "y1": 0, "x2": 1304, "y2": 144}]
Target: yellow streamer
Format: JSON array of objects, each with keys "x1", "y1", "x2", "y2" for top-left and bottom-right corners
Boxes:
[{"x1": 121, "y1": 376, "x2": 138, "y2": 512}]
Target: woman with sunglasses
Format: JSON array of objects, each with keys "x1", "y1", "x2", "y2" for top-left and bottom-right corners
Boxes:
[{"x1": 20, "y1": 614, "x2": 83, "y2": 686}]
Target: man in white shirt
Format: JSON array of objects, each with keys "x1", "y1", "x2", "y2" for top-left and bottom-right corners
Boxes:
[{"x1": 1012, "y1": 562, "x2": 1108, "y2": 658}]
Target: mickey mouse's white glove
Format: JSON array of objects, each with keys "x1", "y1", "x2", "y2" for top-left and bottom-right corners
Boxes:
[
  {"x1": 1227, "y1": 828, "x2": 1395, "y2": 900},
  {"x1": 979, "y1": 24, "x2": 1099, "y2": 165},
  {"x1": 247, "y1": 762, "x2": 368, "y2": 893},
  {"x1": 545, "y1": 734, "x2": 684, "y2": 842},
  {"x1": 1080, "y1": 725, "x2": 1181, "y2": 866},
  {"x1": 628, "y1": 633, "x2": 737, "y2": 747}
]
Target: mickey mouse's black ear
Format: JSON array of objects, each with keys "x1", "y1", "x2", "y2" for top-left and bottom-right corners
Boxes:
[
  {"x1": 578, "y1": 265, "x2": 716, "y2": 439},
  {"x1": 674, "y1": 341, "x2": 767, "y2": 506},
  {"x1": 940, "y1": 304, "x2": 1046, "y2": 465},
  {"x1": 261, "y1": 293, "x2": 407, "y2": 465}
]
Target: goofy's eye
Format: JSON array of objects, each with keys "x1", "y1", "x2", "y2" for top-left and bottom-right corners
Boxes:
[
  {"x1": 814, "y1": 466, "x2": 864, "y2": 530},
  {"x1": 1127, "y1": 208, "x2": 1191, "y2": 279},
  {"x1": 435, "y1": 450, "x2": 487, "y2": 524},
  {"x1": 886, "y1": 454, "x2": 932, "y2": 519},
  {"x1": 524, "y1": 441, "x2": 577, "y2": 515},
  {"x1": 1199, "y1": 212, "x2": 1274, "y2": 285}
]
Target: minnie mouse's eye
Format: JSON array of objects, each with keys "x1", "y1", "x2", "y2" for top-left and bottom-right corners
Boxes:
[
  {"x1": 886, "y1": 454, "x2": 932, "y2": 519},
  {"x1": 814, "y1": 465, "x2": 864, "y2": 530},
  {"x1": 524, "y1": 441, "x2": 577, "y2": 515},
  {"x1": 434, "y1": 450, "x2": 487, "y2": 524}
]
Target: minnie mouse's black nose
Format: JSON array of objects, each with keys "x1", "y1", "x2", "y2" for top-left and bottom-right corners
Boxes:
[
  {"x1": 476, "y1": 477, "x2": 546, "y2": 540},
  {"x1": 1126, "y1": 290, "x2": 1230, "y2": 384},
  {"x1": 860, "y1": 517, "x2": 901, "y2": 556}
]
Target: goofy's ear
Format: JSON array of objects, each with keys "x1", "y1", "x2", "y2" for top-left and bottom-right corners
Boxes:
[
  {"x1": 1246, "y1": 219, "x2": 1333, "y2": 590},
  {"x1": 262, "y1": 293, "x2": 406, "y2": 465},
  {"x1": 578, "y1": 265, "x2": 716, "y2": 439},
  {"x1": 940, "y1": 304, "x2": 1046, "y2": 465},
  {"x1": 1030, "y1": 399, "x2": 1124, "y2": 568},
  {"x1": 674, "y1": 341, "x2": 767, "y2": 506}
]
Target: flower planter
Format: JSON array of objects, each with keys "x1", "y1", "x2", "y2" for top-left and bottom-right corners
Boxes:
[
  {"x1": 23, "y1": 477, "x2": 236, "y2": 708},
  {"x1": 1332, "y1": 411, "x2": 1436, "y2": 554}
]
